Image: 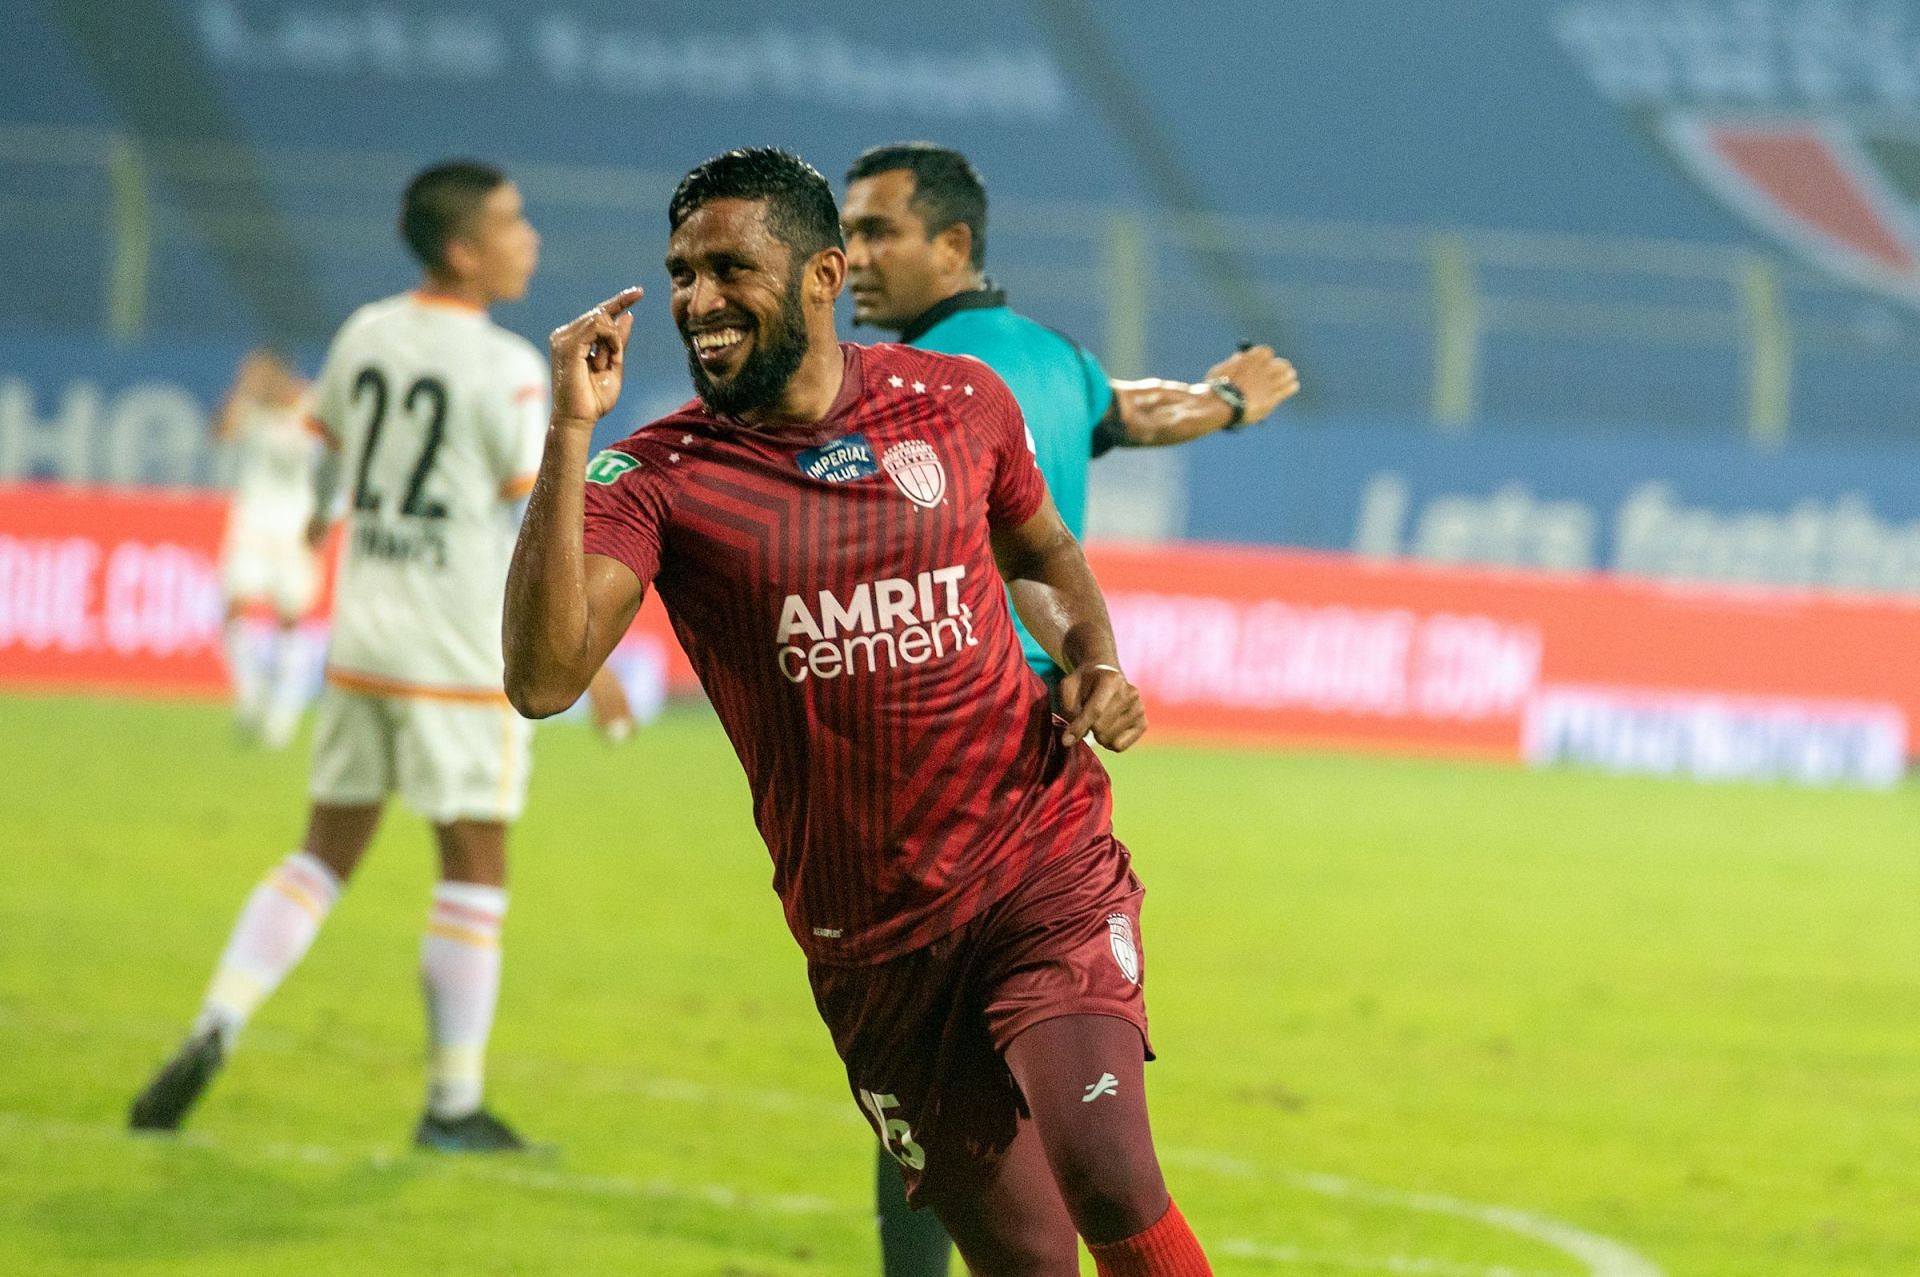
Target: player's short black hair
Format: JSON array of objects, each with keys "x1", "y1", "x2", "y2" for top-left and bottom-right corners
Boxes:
[
  {"x1": 845, "y1": 142, "x2": 988, "y2": 269},
  {"x1": 668, "y1": 148, "x2": 844, "y2": 263},
  {"x1": 399, "y1": 160, "x2": 508, "y2": 271}
]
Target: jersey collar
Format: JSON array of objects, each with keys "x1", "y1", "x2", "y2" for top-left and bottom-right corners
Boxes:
[
  {"x1": 410, "y1": 289, "x2": 488, "y2": 314},
  {"x1": 898, "y1": 283, "x2": 1007, "y2": 345}
]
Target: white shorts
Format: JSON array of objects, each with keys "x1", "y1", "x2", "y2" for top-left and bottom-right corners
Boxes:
[
  {"x1": 308, "y1": 685, "x2": 532, "y2": 824},
  {"x1": 221, "y1": 532, "x2": 320, "y2": 619}
]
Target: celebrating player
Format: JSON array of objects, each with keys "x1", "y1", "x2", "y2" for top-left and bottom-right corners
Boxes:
[
  {"x1": 844, "y1": 141, "x2": 1299, "y2": 1272},
  {"x1": 131, "y1": 160, "x2": 547, "y2": 1151},
  {"x1": 506, "y1": 148, "x2": 1212, "y2": 1275},
  {"x1": 213, "y1": 348, "x2": 323, "y2": 750}
]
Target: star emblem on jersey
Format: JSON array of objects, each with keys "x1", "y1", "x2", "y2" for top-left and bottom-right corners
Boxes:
[
  {"x1": 1083, "y1": 1073, "x2": 1119, "y2": 1103},
  {"x1": 585, "y1": 450, "x2": 640, "y2": 485},
  {"x1": 881, "y1": 439, "x2": 946, "y2": 509},
  {"x1": 888, "y1": 375, "x2": 904, "y2": 388},
  {"x1": 1107, "y1": 913, "x2": 1140, "y2": 984}
]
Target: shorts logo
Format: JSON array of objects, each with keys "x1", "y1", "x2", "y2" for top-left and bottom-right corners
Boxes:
[
  {"x1": 796, "y1": 433, "x2": 878, "y2": 483},
  {"x1": 585, "y1": 450, "x2": 640, "y2": 485},
  {"x1": 882, "y1": 439, "x2": 946, "y2": 508},
  {"x1": 1107, "y1": 913, "x2": 1139, "y2": 985}
]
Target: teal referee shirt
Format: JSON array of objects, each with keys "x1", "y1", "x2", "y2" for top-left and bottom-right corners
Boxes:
[{"x1": 903, "y1": 287, "x2": 1115, "y2": 679}]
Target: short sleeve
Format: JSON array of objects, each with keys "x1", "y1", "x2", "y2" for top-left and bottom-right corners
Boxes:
[
  {"x1": 581, "y1": 444, "x2": 669, "y2": 587},
  {"x1": 307, "y1": 328, "x2": 353, "y2": 449},
  {"x1": 1079, "y1": 343, "x2": 1122, "y2": 458},
  {"x1": 1078, "y1": 343, "x2": 1115, "y2": 428},
  {"x1": 489, "y1": 342, "x2": 549, "y2": 499},
  {"x1": 972, "y1": 368, "x2": 1047, "y2": 529}
]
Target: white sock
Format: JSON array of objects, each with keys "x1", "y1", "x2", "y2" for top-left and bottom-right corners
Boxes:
[
  {"x1": 420, "y1": 881, "x2": 507, "y2": 1120},
  {"x1": 222, "y1": 618, "x2": 264, "y2": 723},
  {"x1": 195, "y1": 851, "x2": 342, "y2": 1047}
]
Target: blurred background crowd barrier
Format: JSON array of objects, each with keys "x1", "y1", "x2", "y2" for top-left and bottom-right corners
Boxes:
[{"x1": 9, "y1": 0, "x2": 1920, "y2": 785}]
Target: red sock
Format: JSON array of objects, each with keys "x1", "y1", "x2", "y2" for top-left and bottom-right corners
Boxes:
[{"x1": 1086, "y1": 1199, "x2": 1211, "y2": 1277}]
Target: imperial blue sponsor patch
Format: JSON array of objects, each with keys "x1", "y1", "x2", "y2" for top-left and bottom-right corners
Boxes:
[{"x1": 796, "y1": 433, "x2": 879, "y2": 483}]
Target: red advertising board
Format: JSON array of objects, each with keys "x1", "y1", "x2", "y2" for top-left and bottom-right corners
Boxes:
[
  {"x1": 0, "y1": 485, "x2": 691, "y2": 696},
  {"x1": 1090, "y1": 543, "x2": 1919, "y2": 783},
  {"x1": 6, "y1": 486, "x2": 1918, "y2": 783},
  {"x1": 0, "y1": 486, "x2": 236, "y2": 696}
]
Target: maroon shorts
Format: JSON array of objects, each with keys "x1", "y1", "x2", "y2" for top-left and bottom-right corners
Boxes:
[{"x1": 808, "y1": 832, "x2": 1152, "y2": 1207}]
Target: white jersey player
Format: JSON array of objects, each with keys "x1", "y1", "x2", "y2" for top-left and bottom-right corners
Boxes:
[
  {"x1": 134, "y1": 161, "x2": 546, "y2": 1152},
  {"x1": 311, "y1": 289, "x2": 545, "y2": 707},
  {"x1": 215, "y1": 350, "x2": 322, "y2": 749}
]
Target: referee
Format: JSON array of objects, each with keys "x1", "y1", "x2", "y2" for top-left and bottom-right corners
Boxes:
[{"x1": 842, "y1": 141, "x2": 1299, "y2": 1277}]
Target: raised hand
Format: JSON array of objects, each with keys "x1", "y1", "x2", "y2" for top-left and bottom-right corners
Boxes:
[
  {"x1": 549, "y1": 286, "x2": 645, "y2": 427},
  {"x1": 1205, "y1": 344, "x2": 1300, "y2": 425}
]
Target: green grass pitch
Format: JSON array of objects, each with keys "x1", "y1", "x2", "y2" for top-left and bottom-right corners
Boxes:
[{"x1": 1, "y1": 693, "x2": 1915, "y2": 1275}]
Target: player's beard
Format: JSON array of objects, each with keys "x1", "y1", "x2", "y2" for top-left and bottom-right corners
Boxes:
[{"x1": 684, "y1": 273, "x2": 810, "y2": 418}]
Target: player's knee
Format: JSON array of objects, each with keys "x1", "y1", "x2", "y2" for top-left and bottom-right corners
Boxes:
[
  {"x1": 934, "y1": 1204, "x2": 1077, "y2": 1277},
  {"x1": 1049, "y1": 1146, "x2": 1166, "y2": 1244}
]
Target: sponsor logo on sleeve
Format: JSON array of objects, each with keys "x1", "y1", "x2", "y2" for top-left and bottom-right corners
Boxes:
[{"x1": 586, "y1": 450, "x2": 641, "y2": 485}]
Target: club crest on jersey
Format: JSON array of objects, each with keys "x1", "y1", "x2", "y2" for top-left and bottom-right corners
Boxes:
[
  {"x1": 796, "y1": 433, "x2": 879, "y2": 483},
  {"x1": 586, "y1": 450, "x2": 640, "y2": 485},
  {"x1": 1107, "y1": 913, "x2": 1140, "y2": 985},
  {"x1": 882, "y1": 439, "x2": 946, "y2": 509}
]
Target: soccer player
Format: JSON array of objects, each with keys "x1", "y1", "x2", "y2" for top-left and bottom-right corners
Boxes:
[
  {"x1": 214, "y1": 348, "x2": 323, "y2": 750},
  {"x1": 506, "y1": 148, "x2": 1212, "y2": 1276},
  {"x1": 843, "y1": 141, "x2": 1299, "y2": 1272},
  {"x1": 131, "y1": 160, "x2": 547, "y2": 1152}
]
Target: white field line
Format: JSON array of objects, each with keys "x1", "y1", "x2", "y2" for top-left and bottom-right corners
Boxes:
[
  {"x1": 1, "y1": 1111, "x2": 1584, "y2": 1277},
  {"x1": 1171, "y1": 1151, "x2": 1663, "y2": 1277},
  {"x1": 1219, "y1": 1238, "x2": 1567, "y2": 1276},
  {"x1": 0, "y1": 1112, "x2": 852, "y2": 1219},
  {"x1": 0, "y1": 1112, "x2": 1653, "y2": 1277},
  {"x1": 1, "y1": 1006, "x2": 1664, "y2": 1277}
]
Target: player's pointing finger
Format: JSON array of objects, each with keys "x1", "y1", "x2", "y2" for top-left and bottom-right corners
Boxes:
[{"x1": 596, "y1": 285, "x2": 645, "y2": 317}]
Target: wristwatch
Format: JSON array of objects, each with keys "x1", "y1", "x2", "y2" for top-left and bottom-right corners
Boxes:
[{"x1": 1206, "y1": 377, "x2": 1248, "y2": 430}]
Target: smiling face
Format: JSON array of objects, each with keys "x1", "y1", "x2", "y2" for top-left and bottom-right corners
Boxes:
[{"x1": 667, "y1": 197, "x2": 815, "y2": 417}]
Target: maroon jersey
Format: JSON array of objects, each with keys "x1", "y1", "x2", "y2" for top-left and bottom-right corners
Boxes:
[{"x1": 582, "y1": 343, "x2": 1113, "y2": 964}]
